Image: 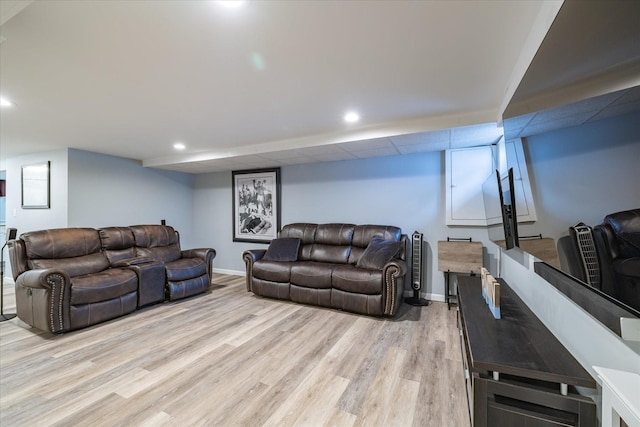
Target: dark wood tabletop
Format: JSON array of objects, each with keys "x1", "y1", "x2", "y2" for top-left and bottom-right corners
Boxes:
[{"x1": 457, "y1": 275, "x2": 596, "y2": 389}]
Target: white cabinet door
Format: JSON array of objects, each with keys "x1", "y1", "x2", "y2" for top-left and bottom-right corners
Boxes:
[
  {"x1": 445, "y1": 139, "x2": 537, "y2": 226},
  {"x1": 446, "y1": 146, "x2": 494, "y2": 226}
]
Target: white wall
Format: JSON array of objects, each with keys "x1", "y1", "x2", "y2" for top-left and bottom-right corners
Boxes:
[
  {"x1": 67, "y1": 149, "x2": 196, "y2": 247},
  {"x1": 193, "y1": 151, "x2": 490, "y2": 300},
  {"x1": 5, "y1": 149, "x2": 69, "y2": 234},
  {"x1": 488, "y1": 243, "x2": 640, "y2": 378},
  {"x1": 491, "y1": 110, "x2": 640, "y2": 385},
  {"x1": 517, "y1": 109, "x2": 640, "y2": 240}
]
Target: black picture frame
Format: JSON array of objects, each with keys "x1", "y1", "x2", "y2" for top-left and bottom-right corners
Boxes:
[
  {"x1": 232, "y1": 167, "x2": 281, "y2": 243},
  {"x1": 21, "y1": 161, "x2": 50, "y2": 209}
]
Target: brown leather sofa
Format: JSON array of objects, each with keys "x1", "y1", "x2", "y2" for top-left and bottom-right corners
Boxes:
[
  {"x1": 8, "y1": 225, "x2": 216, "y2": 334},
  {"x1": 108, "y1": 225, "x2": 215, "y2": 301},
  {"x1": 593, "y1": 209, "x2": 640, "y2": 311},
  {"x1": 243, "y1": 223, "x2": 408, "y2": 316}
]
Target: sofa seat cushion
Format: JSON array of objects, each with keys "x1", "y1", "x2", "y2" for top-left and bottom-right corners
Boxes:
[
  {"x1": 167, "y1": 275, "x2": 210, "y2": 300},
  {"x1": 70, "y1": 268, "x2": 138, "y2": 305},
  {"x1": 165, "y1": 258, "x2": 207, "y2": 281},
  {"x1": 253, "y1": 260, "x2": 294, "y2": 283},
  {"x1": 613, "y1": 257, "x2": 640, "y2": 278},
  {"x1": 290, "y1": 262, "x2": 335, "y2": 288},
  {"x1": 70, "y1": 292, "x2": 138, "y2": 330},
  {"x1": 290, "y1": 285, "x2": 331, "y2": 307},
  {"x1": 251, "y1": 278, "x2": 291, "y2": 300},
  {"x1": 332, "y1": 265, "x2": 383, "y2": 295},
  {"x1": 331, "y1": 288, "x2": 383, "y2": 316}
]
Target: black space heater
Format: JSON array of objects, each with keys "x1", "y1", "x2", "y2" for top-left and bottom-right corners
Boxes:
[{"x1": 405, "y1": 231, "x2": 430, "y2": 306}]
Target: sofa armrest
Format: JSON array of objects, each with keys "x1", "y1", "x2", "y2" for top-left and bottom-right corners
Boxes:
[
  {"x1": 16, "y1": 268, "x2": 70, "y2": 290},
  {"x1": 15, "y1": 269, "x2": 72, "y2": 333},
  {"x1": 385, "y1": 259, "x2": 407, "y2": 275},
  {"x1": 242, "y1": 249, "x2": 267, "y2": 292},
  {"x1": 594, "y1": 224, "x2": 618, "y2": 296},
  {"x1": 181, "y1": 248, "x2": 216, "y2": 260},
  {"x1": 181, "y1": 248, "x2": 216, "y2": 278},
  {"x1": 382, "y1": 259, "x2": 408, "y2": 316},
  {"x1": 7, "y1": 239, "x2": 29, "y2": 281},
  {"x1": 243, "y1": 249, "x2": 267, "y2": 263}
]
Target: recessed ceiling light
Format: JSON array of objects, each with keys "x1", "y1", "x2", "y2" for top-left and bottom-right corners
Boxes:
[
  {"x1": 173, "y1": 142, "x2": 186, "y2": 150},
  {"x1": 0, "y1": 96, "x2": 13, "y2": 108},
  {"x1": 216, "y1": 1, "x2": 245, "y2": 8},
  {"x1": 344, "y1": 111, "x2": 360, "y2": 123}
]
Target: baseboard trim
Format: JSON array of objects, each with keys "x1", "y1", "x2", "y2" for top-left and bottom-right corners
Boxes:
[
  {"x1": 212, "y1": 268, "x2": 245, "y2": 276},
  {"x1": 403, "y1": 290, "x2": 446, "y2": 303}
]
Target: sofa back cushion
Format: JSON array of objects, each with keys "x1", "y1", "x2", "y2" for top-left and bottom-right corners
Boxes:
[
  {"x1": 99, "y1": 226, "x2": 137, "y2": 264},
  {"x1": 130, "y1": 225, "x2": 182, "y2": 263},
  {"x1": 308, "y1": 224, "x2": 355, "y2": 264},
  {"x1": 279, "y1": 223, "x2": 318, "y2": 260},
  {"x1": 603, "y1": 209, "x2": 640, "y2": 259},
  {"x1": 314, "y1": 224, "x2": 355, "y2": 245},
  {"x1": 21, "y1": 228, "x2": 109, "y2": 277},
  {"x1": 279, "y1": 223, "x2": 318, "y2": 242},
  {"x1": 278, "y1": 223, "x2": 404, "y2": 265}
]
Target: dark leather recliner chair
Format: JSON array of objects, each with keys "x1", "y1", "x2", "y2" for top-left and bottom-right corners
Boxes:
[
  {"x1": 8, "y1": 228, "x2": 139, "y2": 333},
  {"x1": 128, "y1": 225, "x2": 216, "y2": 301},
  {"x1": 593, "y1": 209, "x2": 640, "y2": 311},
  {"x1": 99, "y1": 226, "x2": 167, "y2": 307}
]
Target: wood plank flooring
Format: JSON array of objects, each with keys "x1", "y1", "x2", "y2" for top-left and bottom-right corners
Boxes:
[{"x1": 0, "y1": 273, "x2": 470, "y2": 426}]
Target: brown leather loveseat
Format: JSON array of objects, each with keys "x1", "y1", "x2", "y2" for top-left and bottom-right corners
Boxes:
[
  {"x1": 593, "y1": 209, "x2": 640, "y2": 311},
  {"x1": 243, "y1": 223, "x2": 408, "y2": 316},
  {"x1": 8, "y1": 225, "x2": 216, "y2": 334}
]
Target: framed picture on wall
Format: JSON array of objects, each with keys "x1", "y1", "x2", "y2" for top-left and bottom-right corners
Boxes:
[
  {"x1": 232, "y1": 167, "x2": 281, "y2": 243},
  {"x1": 21, "y1": 161, "x2": 50, "y2": 209}
]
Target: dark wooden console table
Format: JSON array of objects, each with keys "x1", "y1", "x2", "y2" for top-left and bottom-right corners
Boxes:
[{"x1": 457, "y1": 276, "x2": 597, "y2": 427}]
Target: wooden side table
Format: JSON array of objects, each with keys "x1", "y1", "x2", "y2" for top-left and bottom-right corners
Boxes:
[{"x1": 438, "y1": 240, "x2": 483, "y2": 309}]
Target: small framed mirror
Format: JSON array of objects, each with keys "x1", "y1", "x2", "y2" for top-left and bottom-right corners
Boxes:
[{"x1": 21, "y1": 161, "x2": 50, "y2": 209}]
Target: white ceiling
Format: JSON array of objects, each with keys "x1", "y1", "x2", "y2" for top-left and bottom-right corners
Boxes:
[
  {"x1": 504, "y1": 85, "x2": 640, "y2": 140},
  {"x1": 502, "y1": 0, "x2": 640, "y2": 142},
  {"x1": 0, "y1": 1, "x2": 556, "y2": 173}
]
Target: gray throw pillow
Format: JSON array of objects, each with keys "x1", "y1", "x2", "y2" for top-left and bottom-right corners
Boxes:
[
  {"x1": 356, "y1": 237, "x2": 401, "y2": 270},
  {"x1": 262, "y1": 237, "x2": 301, "y2": 262}
]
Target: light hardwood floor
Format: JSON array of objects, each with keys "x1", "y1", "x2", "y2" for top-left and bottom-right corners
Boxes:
[{"x1": 0, "y1": 273, "x2": 470, "y2": 427}]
